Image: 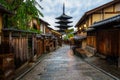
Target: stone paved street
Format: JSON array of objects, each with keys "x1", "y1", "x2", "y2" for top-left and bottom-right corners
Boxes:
[{"x1": 20, "y1": 45, "x2": 115, "y2": 80}]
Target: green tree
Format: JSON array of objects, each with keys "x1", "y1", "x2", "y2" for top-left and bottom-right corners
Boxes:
[
  {"x1": 0, "y1": 0, "x2": 43, "y2": 30},
  {"x1": 63, "y1": 28, "x2": 74, "y2": 40}
]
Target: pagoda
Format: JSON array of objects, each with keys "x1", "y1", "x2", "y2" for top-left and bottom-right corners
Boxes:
[{"x1": 55, "y1": 3, "x2": 72, "y2": 34}]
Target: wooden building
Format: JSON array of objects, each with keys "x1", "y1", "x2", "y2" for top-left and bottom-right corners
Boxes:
[
  {"x1": 2, "y1": 29, "x2": 37, "y2": 69},
  {"x1": 75, "y1": 0, "x2": 120, "y2": 54},
  {"x1": 30, "y1": 18, "x2": 60, "y2": 55},
  {"x1": 29, "y1": 18, "x2": 54, "y2": 56},
  {"x1": 39, "y1": 18, "x2": 50, "y2": 34},
  {"x1": 39, "y1": 19, "x2": 62, "y2": 53},
  {"x1": 38, "y1": 19, "x2": 53, "y2": 53},
  {"x1": 36, "y1": 35, "x2": 44, "y2": 58},
  {"x1": 51, "y1": 30, "x2": 62, "y2": 47},
  {"x1": 89, "y1": 14, "x2": 120, "y2": 67}
]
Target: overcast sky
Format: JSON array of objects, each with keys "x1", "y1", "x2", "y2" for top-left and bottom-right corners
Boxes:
[{"x1": 36, "y1": 0, "x2": 112, "y2": 30}]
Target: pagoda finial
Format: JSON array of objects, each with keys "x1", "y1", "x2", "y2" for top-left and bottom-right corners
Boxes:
[{"x1": 63, "y1": 3, "x2": 65, "y2": 14}]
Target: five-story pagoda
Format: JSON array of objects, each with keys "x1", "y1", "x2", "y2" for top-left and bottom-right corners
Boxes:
[{"x1": 55, "y1": 4, "x2": 72, "y2": 34}]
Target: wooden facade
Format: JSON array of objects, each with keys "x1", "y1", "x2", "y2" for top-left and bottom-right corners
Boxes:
[
  {"x1": 89, "y1": 14, "x2": 120, "y2": 66},
  {"x1": 75, "y1": 0, "x2": 120, "y2": 55},
  {"x1": 51, "y1": 30, "x2": 62, "y2": 47},
  {"x1": 36, "y1": 36, "x2": 44, "y2": 57},
  {"x1": 87, "y1": 30, "x2": 96, "y2": 49},
  {"x1": 39, "y1": 19, "x2": 50, "y2": 34},
  {"x1": 0, "y1": 14, "x2": 2, "y2": 45},
  {"x1": 76, "y1": 0, "x2": 120, "y2": 31},
  {"x1": 96, "y1": 29, "x2": 119, "y2": 58},
  {"x1": 0, "y1": 54, "x2": 14, "y2": 80},
  {"x1": 31, "y1": 18, "x2": 62, "y2": 55},
  {"x1": 2, "y1": 29, "x2": 37, "y2": 69},
  {"x1": 0, "y1": 4, "x2": 15, "y2": 80}
]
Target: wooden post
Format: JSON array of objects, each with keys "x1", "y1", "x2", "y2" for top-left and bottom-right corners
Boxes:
[
  {"x1": 32, "y1": 34, "x2": 35, "y2": 58},
  {"x1": 118, "y1": 31, "x2": 120, "y2": 68},
  {"x1": 26, "y1": 33, "x2": 29, "y2": 60},
  {"x1": 0, "y1": 34, "x2": 1, "y2": 45},
  {"x1": 20, "y1": 32, "x2": 23, "y2": 62},
  {"x1": 9, "y1": 31, "x2": 12, "y2": 53}
]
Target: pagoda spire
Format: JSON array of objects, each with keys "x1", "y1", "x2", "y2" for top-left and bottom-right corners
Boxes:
[
  {"x1": 55, "y1": 3, "x2": 72, "y2": 34},
  {"x1": 63, "y1": 3, "x2": 65, "y2": 14}
]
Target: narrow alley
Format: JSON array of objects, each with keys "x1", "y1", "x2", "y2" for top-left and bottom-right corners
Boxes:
[{"x1": 18, "y1": 45, "x2": 116, "y2": 80}]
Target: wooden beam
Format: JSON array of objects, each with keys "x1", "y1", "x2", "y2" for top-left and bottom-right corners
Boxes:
[
  {"x1": 113, "y1": 4, "x2": 115, "y2": 12},
  {"x1": 91, "y1": 15, "x2": 92, "y2": 25},
  {"x1": 94, "y1": 11, "x2": 120, "y2": 14},
  {"x1": 0, "y1": 32, "x2": 1, "y2": 44},
  {"x1": 102, "y1": 9, "x2": 104, "y2": 20}
]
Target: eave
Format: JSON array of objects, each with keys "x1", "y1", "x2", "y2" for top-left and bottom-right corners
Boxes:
[
  {"x1": 75, "y1": 0, "x2": 120, "y2": 27},
  {"x1": 91, "y1": 14, "x2": 120, "y2": 28}
]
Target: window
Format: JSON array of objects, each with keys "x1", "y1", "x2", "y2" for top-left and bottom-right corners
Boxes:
[{"x1": 40, "y1": 24, "x2": 43, "y2": 33}]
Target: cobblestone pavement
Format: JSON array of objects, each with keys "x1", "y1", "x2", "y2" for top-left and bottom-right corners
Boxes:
[{"x1": 20, "y1": 45, "x2": 115, "y2": 80}]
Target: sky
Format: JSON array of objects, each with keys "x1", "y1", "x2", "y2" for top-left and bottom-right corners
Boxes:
[{"x1": 36, "y1": 0, "x2": 112, "y2": 30}]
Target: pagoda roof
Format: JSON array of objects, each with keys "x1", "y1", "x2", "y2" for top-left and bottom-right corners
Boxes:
[
  {"x1": 55, "y1": 25, "x2": 72, "y2": 29},
  {"x1": 56, "y1": 14, "x2": 72, "y2": 19},
  {"x1": 55, "y1": 20, "x2": 73, "y2": 24}
]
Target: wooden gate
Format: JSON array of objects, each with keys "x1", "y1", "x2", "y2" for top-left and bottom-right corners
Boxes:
[{"x1": 97, "y1": 29, "x2": 119, "y2": 58}]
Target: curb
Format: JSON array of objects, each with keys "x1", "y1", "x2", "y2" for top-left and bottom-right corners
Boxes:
[
  {"x1": 15, "y1": 54, "x2": 46, "y2": 80},
  {"x1": 83, "y1": 58, "x2": 120, "y2": 80}
]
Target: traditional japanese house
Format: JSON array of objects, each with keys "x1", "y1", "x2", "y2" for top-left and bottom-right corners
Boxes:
[
  {"x1": 29, "y1": 18, "x2": 44, "y2": 58},
  {"x1": 2, "y1": 29, "x2": 37, "y2": 68},
  {"x1": 90, "y1": 14, "x2": 120, "y2": 67},
  {"x1": 86, "y1": 28, "x2": 96, "y2": 54},
  {"x1": 1, "y1": 16, "x2": 38, "y2": 70},
  {"x1": 51, "y1": 30, "x2": 62, "y2": 47},
  {"x1": 45, "y1": 27, "x2": 56, "y2": 51},
  {"x1": 36, "y1": 34, "x2": 44, "y2": 57},
  {"x1": 75, "y1": 0, "x2": 120, "y2": 54},
  {"x1": 39, "y1": 19, "x2": 52, "y2": 53},
  {"x1": 39, "y1": 18, "x2": 50, "y2": 34},
  {"x1": 31, "y1": 18, "x2": 56, "y2": 54},
  {"x1": 30, "y1": 17, "x2": 59, "y2": 57},
  {"x1": 29, "y1": 18, "x2": 46, "y2": 57}
]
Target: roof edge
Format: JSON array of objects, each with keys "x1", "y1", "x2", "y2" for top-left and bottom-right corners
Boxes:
[{"x1": 75, "y1": 0, "x2": 120, "y2": 27}]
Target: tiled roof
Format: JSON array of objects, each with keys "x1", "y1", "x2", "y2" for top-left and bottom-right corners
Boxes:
[
  {"x1": 91, "y1": 14, "x2": 120, "y2": 28},
  {"x1": 75, "y1": 0, "x2": 120, "y2": 27}
]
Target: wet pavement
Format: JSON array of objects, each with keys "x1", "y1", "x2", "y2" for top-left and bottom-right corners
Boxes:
[
  {"x1": 85, "y1": 56, "x2": 120, "y2": 79},
  {"x1": 19, "y1": 45, "x2": 116, "y2": 80}
]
